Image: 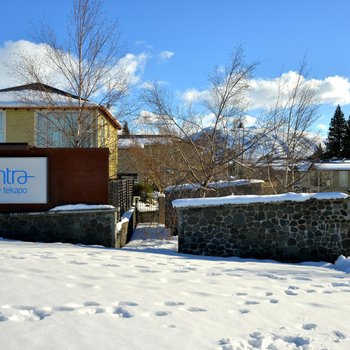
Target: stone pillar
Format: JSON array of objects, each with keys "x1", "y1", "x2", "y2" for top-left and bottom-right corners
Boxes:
[{"x1": 158, "y1": 196, "x2": 165, "y2": 225}]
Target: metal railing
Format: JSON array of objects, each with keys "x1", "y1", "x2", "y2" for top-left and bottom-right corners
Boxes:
[{"x1": 109, "y1": 178, "x2": 135, "y2": 218}]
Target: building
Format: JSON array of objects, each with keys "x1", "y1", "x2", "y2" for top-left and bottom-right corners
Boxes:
[
  {"x1": 0, "y1": 83, "x2": 121, "y2": 177},
  {"x1": 118, "y1": 134, "x2": 177, "y2": 188},
  {"x1": 299, "y1": 159, "x2": 350, "y2": 193}
]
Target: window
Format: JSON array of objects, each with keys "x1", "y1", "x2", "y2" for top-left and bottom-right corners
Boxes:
[
  {"x1": 100, "y1": 118, "x2": 106, "y2": 146},
  {"x1": 339, "y1": 171, "x2": 348, "y2": 187},
  {"x1": 36, "y1": 111, "x2": 96, "y2": 147},
  {"x1": 0, "y1": 111, "x2": 5, "y2": 142}
]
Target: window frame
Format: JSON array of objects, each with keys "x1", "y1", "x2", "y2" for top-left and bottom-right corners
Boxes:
[
  {"x1": 0, "y1": 110, "x2": 6, "y2": 142},
  {"x1": 35, "y1": 110, "x2": 97, "y2": 148}
]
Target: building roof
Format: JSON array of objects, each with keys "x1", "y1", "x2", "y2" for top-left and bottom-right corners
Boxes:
[
  {"x1": 298, "y1": 159, "x2": 350, "y2": 172},
  {"x1": 0, "y1": 83, "x2": 83, "y2": 100},
  {"x1": 0, "y1": 83, "x2": 121, "y2": 130}
]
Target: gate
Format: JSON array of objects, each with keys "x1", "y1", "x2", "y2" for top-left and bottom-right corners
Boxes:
[{"x1": 135, "y1": 195, "x2": 165, "y2": 224}]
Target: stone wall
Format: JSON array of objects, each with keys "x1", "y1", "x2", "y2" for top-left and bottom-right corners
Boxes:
[
  {"x1": 176, "y1": 198, "x2": 350, "y2": 262},
  {"x1": 116, "y1": 208, "x2": 137, "y2": 248},
  {"x1": 165, "y1": 182, "x2": 275, "y2": 234},
  {"x1": 0, "y1": 209, "x2": 118, "y2": 247}
]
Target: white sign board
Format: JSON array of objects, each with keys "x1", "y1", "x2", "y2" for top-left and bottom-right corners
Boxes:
[{"x1": 0, "y1": 157, "x2": 48, "y2": 204}]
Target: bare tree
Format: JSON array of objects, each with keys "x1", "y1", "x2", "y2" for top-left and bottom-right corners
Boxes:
[
  {"x1": 259, "y1": 60, "x2": 320, "y2": 192},
  {"x1": 14, "y1": 0, "x2": 131, "y2": 147},
  {"x1": 141, "y1": 51, "x2": 321, "y2": 195},
  {"x1": 141, "y1": 47, "x2": 273, "y2": 195}
]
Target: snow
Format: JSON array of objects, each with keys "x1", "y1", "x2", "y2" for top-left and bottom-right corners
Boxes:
[
  {"x1": 136, "y1": 201, "x2": 159, "y2": 212},
  {"x1": 298, "y1": 161, "x2": 350, "y2": 172},
  {"x1": 116, "y1": 207, "x2": 135, "y2": 231},
  {"x1": 165, "y1": 179, "x2": 265, "y2": 193},
  {"x1": 0, "y1": 227, "x2": 349, "y2": 350},
  {"x1": 173, "y1": 192, "x2": 349, "y2": 208},
  {"x1": 333, "y1": 255, "x2": 350, "y2": 273},
  {"x1": 315, "y1": 163, "x2": 350, "y2": 171},
  {"x1": 49, "y1": 204, "x2": 115, "y2": 211}
]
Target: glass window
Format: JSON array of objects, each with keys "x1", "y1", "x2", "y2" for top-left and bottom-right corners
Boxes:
[
  {"x1": 36, "y1": 111, "x2": 96, "y2": 147},
  {"x1": 0, "y1": 112, "x2": 5, "y2": 142},
  {"x1": 339, "y1": 171, "x2": 348, "y2": 187}
]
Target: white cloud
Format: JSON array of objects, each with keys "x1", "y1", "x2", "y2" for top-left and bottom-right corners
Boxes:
[
  {"x1": 317, "y1": 123, "x2": 328, "y2": 131},
  {"x1": 179, "y1": 71, "x2": 350, "y2": 111},
  {"x1": 118, "y1": 52, "x2": 149, "y2": 85},
  {"x1": 244, "y1": 115, "x2": 257, "y2": 127},
  {"x1": 159, "y1": 50, "x2": 174, "y2": 60},
  {"x1": 313, "y1": 75, "x2": 350, "y2": 105},
  {"x1": 180, "y1": 88, "x2": 210, "y2": 104},
  {"x1": 0, "y1": 40, "x2": 149, "y2": 90},
  {"x1": 249, "y1": 72, "x2": 350, "y2": 109},
  {"x1": 0, "y1": 40, "x2": 49, "y2": 88}
]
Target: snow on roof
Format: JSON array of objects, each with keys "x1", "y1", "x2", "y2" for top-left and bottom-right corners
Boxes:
[
  {"x1": 315, "y1": 163, "x2": 350, "y2": 171},
  {"x1": 0, "y1": 90, "x2": 97, "y2": 107},
  {"x1": 172, "y1": 192, "x2": 349, "y2": 208},
  {"x1": 298, "y1": 161, "x2": 350, "y2": 172},
  {"x1": 165, "y1": 179, "x2": 265, "y2": 192}
]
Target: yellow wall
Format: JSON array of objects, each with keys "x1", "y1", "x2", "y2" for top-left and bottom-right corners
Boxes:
[
  {"x1": 5, "y1": 109, "x2": 35, "y2": 145},
  {"x1": 3, "y1": 108, "x2": 118, "y2": 178},
  {"x1": 98, "y1": 114, "x2": 118, "y2": 178}
]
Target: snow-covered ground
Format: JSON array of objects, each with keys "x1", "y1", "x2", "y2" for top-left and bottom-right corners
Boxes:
[{"x1": 0, "y1": 224, "x2": 350, "y2": 350}]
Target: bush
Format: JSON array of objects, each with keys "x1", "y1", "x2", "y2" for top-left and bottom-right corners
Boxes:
[{"x1": 133, "y1": 182, "x2": 154, "y2": 202}]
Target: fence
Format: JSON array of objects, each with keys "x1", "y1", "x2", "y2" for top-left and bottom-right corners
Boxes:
[{"x1": 109, "y1": 178, "x2": 135, "y2": 219}]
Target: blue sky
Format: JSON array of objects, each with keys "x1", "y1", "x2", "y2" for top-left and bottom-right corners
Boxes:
[{"x1": 1, "y1": 0, "x2": 350, "y2": 134}]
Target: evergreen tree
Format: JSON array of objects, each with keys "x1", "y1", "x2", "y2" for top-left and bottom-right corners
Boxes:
[
  {"x1": 325, "y1": 105, "x2": 347, "y2": 158},
  {"x1": 342, "y1": 116, "x2": 350, "y2": 158},
  {"x1": 312, "y1": 143, "x2": 326, "y2": 160},
  {"x1": 122, "y1": 121, "x2": 131, "y2": 135}
]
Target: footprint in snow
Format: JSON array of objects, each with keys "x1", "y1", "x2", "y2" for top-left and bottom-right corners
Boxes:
[
  {"x1": 109, "y1": 307, "x2": 134, "y2": 318},
  {"x1": 173, "y1": 270, "x2": 189, "y2": 273},
  {"x1": 332, "y1": 282, "x2": 350, "y2": 287},
  {"x1": 83, "y1": 301, "x2": 100, "y2": 307},
  {"x1": 155, "y1": 311, "x2": 170, "y2": 316},
  {"x1": 68, "y1": 260, "x2": 88, "y2": 265},
  {"x1": 284, "y1": 290, "x2": 298, "y2": 296},
  {"x1": 239, "y1": 309, "x2": 250, "y2": 314},
  {"x1": 187, "y1": 307, "x2": 207, "y2": 312},
  {"x1": 302, "y1": 323, "x2": 317, "y2": 330},
  {"x1": 292, "y1": 276, "x2": 312, "y2": 281},
  {"x1": 118, "y1": 301, "x2": 138, "y2": 307},
  {"x1": 244, "y1": 301, "x2": 260, "y2": 305},
  {"x1": 52, "y1": 306, "x2": 76, "y2": 312},
  {"x1": 218, "y1": 338, "x2": 234, "y2": 350},
  {"x1": 163, "y1": 324, "x2": 176, "y2": 328},
  {"x1": 164, "y1": 301, "x2": 185, "y2": 306},
  {"x1": 257, "y1": 273, "x2": 287, "y2": 281},
  {"x1": 334, "y1": 330, "x2": 347, "y2": 341},
  {"x1": 137, "y1": 268, "x2": 160, "y2": 273},
  {"x1": 7, "y1": 308, "x2": 53, "y2": 322}
]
